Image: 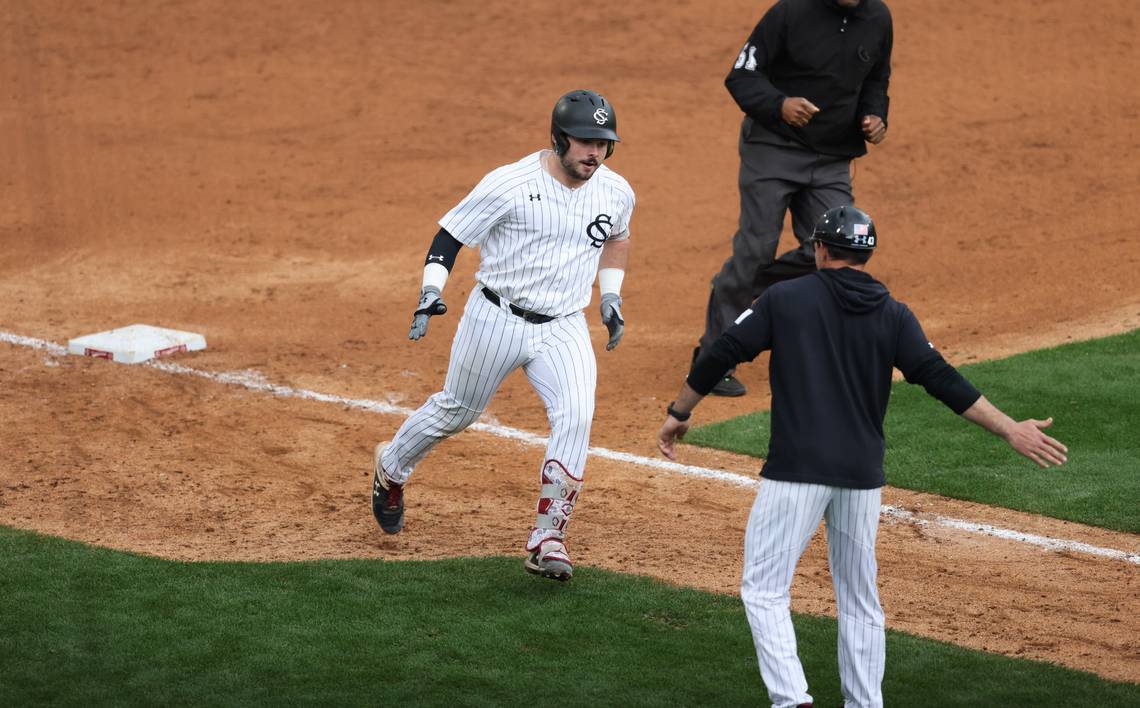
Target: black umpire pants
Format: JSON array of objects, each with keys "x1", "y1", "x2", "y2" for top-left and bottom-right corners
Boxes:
[{"x1": 700, "y1": 126, "x2": 853, "y2": 354}]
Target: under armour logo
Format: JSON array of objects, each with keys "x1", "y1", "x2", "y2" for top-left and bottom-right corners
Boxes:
[
  {"x1": 428, "y1": 254, "x2": 444, "y2": 262},
  {"x1": 593, "y1": 108, "x2": 609, "y2": 125},
  {"x1": 529, "y1": 194, "x2": 541, "y2": 201},
  {"x1": 586, "y1": 213, "x2": 613, "y2": 248}
]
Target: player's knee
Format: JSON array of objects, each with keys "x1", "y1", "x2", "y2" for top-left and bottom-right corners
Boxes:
[
  {"x1": 837, "y1": 599, "x2": 884, "y2": 627},
  {"x1": 741, "y1": 586, "x2": 790, "y2": 611},
  {"x1": 431, "y1": 392, "x2": 483, "y2": 434},
  {"x1": 552, "y1": 406, "x2": 593, "y2": 440},
  {"x1": 446, "y1": 408, "x2": 482, "y2": 435}
]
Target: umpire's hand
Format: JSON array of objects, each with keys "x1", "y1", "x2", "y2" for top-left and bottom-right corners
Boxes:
[
  {"x1": 781, "y1": 97, "x2": 820, "y2": 128},
  {"x1": 408, "y1": 286, "x2": 447, "y2": 340}
]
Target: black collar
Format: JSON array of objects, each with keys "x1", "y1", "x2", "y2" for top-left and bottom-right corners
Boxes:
[{"x1": 822, "y1": 0, "x2": 869, "y2": 19}]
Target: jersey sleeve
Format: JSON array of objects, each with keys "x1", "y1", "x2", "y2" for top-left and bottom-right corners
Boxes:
[
  {"x1": 723, "y1": 289, "x2": 774, "y2": 360},
  {"x1": 606, "y1": 174, "x2": 636, "y2": 241},
  {"x1": 894, "y1": 305, "x2": 981, "y2": 414},
  {"x1": 438, "y1": 167, "x2": 515, "y2": 247},
  {"x1": 687, "y1": 290, "x2": 773, "y2": 395},
  {"x1": 855, "y1": 6, "x2": 893, "y2": 124},
  {"x1": 724, "y1": 0, "x2": 789, "y2": 126}
]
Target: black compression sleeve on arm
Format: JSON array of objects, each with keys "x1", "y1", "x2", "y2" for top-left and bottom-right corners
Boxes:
[{"x1": 425, "y1": 228, "x2": 463, "y2": 270}]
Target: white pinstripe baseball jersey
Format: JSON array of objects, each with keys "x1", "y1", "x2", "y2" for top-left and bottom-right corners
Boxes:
[
  {"x1": 439, "y1": 150, "x2": 635, "y2": 315},
  {"x1": 379, "y1": 145, "x2": 635, "y2": 575}
]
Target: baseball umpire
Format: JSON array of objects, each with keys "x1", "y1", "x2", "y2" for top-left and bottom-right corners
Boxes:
[
  {"x1": 697, "y1": 0, "x2": 893, "y2": 397},
  {"x1": 657, "y1": 206, "x2": 1067, "y2": 708},
  {"x1": 370, "y1": 89, "x2": 635, "y2": 582}
]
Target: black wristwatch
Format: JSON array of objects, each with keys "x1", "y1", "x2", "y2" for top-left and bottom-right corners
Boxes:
[{"x1": 667, "y1": 401, "x2": 691, "y2": 422}]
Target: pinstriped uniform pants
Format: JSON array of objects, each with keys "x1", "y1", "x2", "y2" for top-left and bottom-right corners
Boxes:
[
  {"x1": 742, "y1": 478, "x2": 885, "y2": 708},
  {"x1": 382, "y1": 285, "x2": 596, "y2": 487}
]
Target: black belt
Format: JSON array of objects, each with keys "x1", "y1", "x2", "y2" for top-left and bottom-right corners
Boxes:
[{"x1": 481, "y1": 287, "x2": 556, "y2": 324}]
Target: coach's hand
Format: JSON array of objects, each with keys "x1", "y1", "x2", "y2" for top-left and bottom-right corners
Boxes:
[
  {"x1": 600, "y1": 293, "x2": 624, "y2": 351},
  {"x1": 408, "y1": 286, "x2": 447, "y2": 341},
  {"x1": 657, "y1": 415, "x2": 688, "y2": 461},
  {"x1": 1005, "y1": 417, "x2": 1068, "y2": 468}
]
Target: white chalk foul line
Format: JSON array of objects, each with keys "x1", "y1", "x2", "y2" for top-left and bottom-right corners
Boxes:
[
  {"x1": 4, "y1": 329, "x2": 1137, "y2": 565},
  {"x1": 1, "y1": 331, "x2": 68, "y2": 355},
  {"x1": 881, "y1": 507, "x2": 1140, "y2": 565}
]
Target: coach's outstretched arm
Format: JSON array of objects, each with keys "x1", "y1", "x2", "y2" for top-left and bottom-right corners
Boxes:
[
  {"x1": 893, "y1": 306, "x2": 1069, "y2": 469},
  {"x1": 408, "y1": 228, "x2": 462, "y2": 340},
  {"x1": 960, "y1": 396, "x2": 1069, "y2": 468}
]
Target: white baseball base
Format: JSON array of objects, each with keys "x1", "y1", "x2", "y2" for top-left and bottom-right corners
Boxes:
[{"x1": 67, "y1": 324, "x2": 207, "y2": 364}]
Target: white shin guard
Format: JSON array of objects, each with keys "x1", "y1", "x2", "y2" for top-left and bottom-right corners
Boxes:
[{"x1": 527, "y1": 459, "x2": 583, "y2": 550}]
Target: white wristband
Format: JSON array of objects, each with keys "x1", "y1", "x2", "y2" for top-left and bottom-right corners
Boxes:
[
  {"x1": 598, "y1": 267, "x2": 624, "y2": 296},
  {"x1": 422, "y1": 262, "x2": 449, "y2": 292}
]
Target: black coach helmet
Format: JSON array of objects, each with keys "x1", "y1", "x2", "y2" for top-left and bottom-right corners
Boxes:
[
  {"x1": 551, "y1": 89, "x2": 620, "y2": 158},
  {"x1": 812, "y1": 205, "x2": 877, "y2": 250}
]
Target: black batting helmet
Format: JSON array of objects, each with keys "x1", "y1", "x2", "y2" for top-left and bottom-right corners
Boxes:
[
  {"x1": 551, "y1": 89, "x2": 620, "y2": 158},
  {"x1": 812, "y1": 205, "x2": 877, "y2": 250}
]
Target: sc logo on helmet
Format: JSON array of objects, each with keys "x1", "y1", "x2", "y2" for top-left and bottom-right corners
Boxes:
[{"x1": 593, "y1": 108, "x2": 609, "y2": 125}]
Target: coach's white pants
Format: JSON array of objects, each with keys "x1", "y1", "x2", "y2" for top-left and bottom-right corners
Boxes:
[
  {"x1": 383, "y1": 285, "x2": 596, "y2": 486},
  {"x1": 741, "y1": 479, "x2": 885, "y2": 708}
]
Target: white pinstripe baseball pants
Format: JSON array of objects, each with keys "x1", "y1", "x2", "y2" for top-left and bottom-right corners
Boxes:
[
  {"x1": 742, "y1": 478, "x2": 885, "y2": 708},
  {"x1": 382, "y1": 284, "x2": 596, "y2": 519}
]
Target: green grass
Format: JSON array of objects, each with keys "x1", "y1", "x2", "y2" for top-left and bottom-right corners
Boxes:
[
  {"x1": 685, "y1": 329, "x2": 1140, "y2": 532},
  {"x1": 1, "y1": 527, "x2": 1137, "y2": 706}
]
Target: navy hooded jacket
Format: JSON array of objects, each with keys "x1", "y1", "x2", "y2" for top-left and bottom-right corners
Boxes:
[{"x1": 689, "y1": 267, "x2": 979, "y2": 489}]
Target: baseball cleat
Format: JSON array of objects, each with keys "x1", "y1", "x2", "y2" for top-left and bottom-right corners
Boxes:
[
  {"x1": 710, "y1": 373, "x2": 746, "y2": 397},
  {"x1": 524, "y1": 538, "x2": 573, "y2": 581},
  {"x1": 371, "y1": 442, "x2": 404, "y2": 534}
]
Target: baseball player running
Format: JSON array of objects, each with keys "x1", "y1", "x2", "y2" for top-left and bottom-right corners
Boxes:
[
  {"x1": 371, "y1": 89, "x2": 635, "y2": 582},
  {"x1": 657, "y1": 206, "x2": 1067, "y2": 708}
]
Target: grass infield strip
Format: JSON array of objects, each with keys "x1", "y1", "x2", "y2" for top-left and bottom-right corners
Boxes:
[
  {"x1": 1, "y1": 528, "x2": 1137, "y2": 706},
  {"x1": 685, "y1": 329, "x2": 1140, "y2": 533}
]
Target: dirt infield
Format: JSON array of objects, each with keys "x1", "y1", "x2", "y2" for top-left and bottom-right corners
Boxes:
[{"x1": 2, "y1": 0, "x2": 1139, "y2": 685}]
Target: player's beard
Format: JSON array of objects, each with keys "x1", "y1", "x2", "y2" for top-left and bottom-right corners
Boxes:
[{"x1": 560, "y1": 152, "x2": 599, "y2": 182}]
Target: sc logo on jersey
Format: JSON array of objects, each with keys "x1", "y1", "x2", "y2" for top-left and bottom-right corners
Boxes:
[{"x1": 586, "y1": 214, "x2": 613, "y2": 248}]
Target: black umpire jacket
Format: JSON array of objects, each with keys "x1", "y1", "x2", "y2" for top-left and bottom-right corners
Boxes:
[
  {"x1": 688, "y1": 268, "x2": 980, "y2": 489},
  {"x1": 727, "y1": 0, "x2": 893, "y2": 158}
]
